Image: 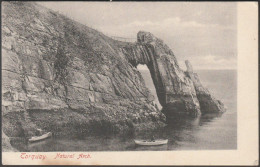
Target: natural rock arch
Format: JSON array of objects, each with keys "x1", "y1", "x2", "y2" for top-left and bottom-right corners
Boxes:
[
  {"x1": 120, "y1": 31, "x2": 202, "y2": 117},
  {"x1": 119, "y1": 31, "x2": 226, "y2": 117}
]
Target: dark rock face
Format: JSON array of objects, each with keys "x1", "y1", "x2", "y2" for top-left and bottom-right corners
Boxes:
[
  {"x1": 2, "y1": 131, "x2": 18, "y2": 152},
  {"x1": 185, "y1": 60, "x2": 226, "y2": 113},
  {"x1": 2, "y1": 1, "x2": 225, "y2": 147},
  {"x1": 2, "y1": 2, "x2": 166, "y2": 141}
]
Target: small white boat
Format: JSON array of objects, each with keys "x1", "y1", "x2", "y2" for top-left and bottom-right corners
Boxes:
[
  {"x1": 134, "y1": 139, "x2": 168, "y2": 146},
  {"x1": 28, "y1": 132, "x2": 52, "y2": 142}
]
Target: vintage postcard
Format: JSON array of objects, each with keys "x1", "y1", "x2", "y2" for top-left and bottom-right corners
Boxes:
[{"x1": 1, "y1": 1, "x2": 258, "y2": 165}]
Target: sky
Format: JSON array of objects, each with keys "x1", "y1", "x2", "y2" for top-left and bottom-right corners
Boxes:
[{"x1": 39, "y1": 2, "x2": 237, "y2": 70}]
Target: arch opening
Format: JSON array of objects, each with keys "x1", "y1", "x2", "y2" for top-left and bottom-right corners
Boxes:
[{"x1": 137, "y1": 64, "x2": 162, "y2": 110}]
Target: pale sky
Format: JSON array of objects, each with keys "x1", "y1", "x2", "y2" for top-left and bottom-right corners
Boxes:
[{"x1": 38, "y1": 2, "x2": 237, "y2": 70}]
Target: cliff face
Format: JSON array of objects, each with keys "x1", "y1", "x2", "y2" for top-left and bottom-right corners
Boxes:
[
  {"x1": 2, "y1": 2, "x2": 166, "y2": 139},
  {"x1": 2, "y1": 1, "x2": 225, "y2": 143}
]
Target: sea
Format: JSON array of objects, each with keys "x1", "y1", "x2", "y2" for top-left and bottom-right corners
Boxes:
[{"x1": 10, "y1": 69, "x2": 237, "y2": 151}]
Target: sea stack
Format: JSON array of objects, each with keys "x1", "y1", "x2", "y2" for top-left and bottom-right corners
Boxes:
[{"x1": 185, "y1": 60, "x2": 226, "y2": 113}]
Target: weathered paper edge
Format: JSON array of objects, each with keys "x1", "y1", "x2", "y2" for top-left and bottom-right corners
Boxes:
[{"x1": 2, "y1": 2, "x2": 259, "y2": 165}]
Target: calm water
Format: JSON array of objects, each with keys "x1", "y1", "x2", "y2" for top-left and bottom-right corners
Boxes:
[{"x1": 11, "y1": 70, "x2": 237, "y2": 151}]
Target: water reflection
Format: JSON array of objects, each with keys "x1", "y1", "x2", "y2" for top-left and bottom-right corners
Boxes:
[
  {"x1": 10, "y1": 112, "x2": 230, "y2": 152},
  {"x1": 167, "y1": 113, "x2": 223, "y2": 128},
  {"x1": 163, "y1": 113, "x2": 224, "y2": 150}
]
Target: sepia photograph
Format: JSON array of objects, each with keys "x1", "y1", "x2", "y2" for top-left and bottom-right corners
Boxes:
[{"x1": 1, "y1": 1, "x2": 258, "y2": 165}]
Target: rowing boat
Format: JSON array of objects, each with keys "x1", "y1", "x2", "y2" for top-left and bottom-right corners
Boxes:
[
  {"x1": 28, "y1": 132, "x2": 52, "y2": 142},
  {"x1": 134, "y1": 139, "x2": 168, "y2": 146}
]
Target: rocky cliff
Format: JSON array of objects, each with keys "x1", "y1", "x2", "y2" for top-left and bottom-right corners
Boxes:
[
  {"x1": 185, "y1": 60, "x2": 226, "y2": 113},
  {"x1": 2, "y1": 1, "x2": 225, "y2": 148},
  {"x1": 2, "y1": 2, "x2": 166, "y2": 141}
]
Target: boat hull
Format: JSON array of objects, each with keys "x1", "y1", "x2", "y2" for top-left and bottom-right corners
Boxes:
[
  {"x1": 28, "y1": 132, "x2": 52, "y2": 142},
  {"x1": 134, "y1": 139, "x2": 168, "y2": 146}
]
